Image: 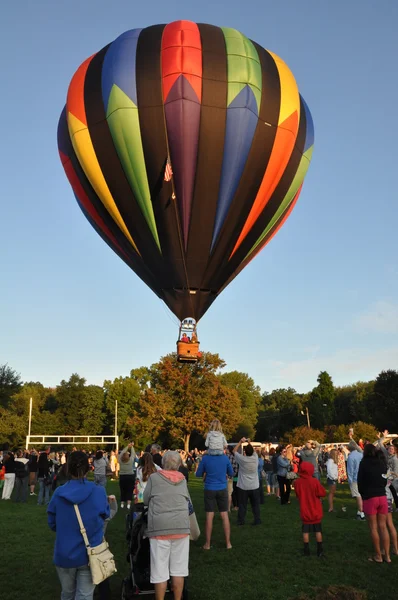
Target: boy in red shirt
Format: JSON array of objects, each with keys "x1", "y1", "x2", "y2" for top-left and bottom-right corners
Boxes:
[{"x1": 295, "y1": 461, "x2": 326, "y2": 557}]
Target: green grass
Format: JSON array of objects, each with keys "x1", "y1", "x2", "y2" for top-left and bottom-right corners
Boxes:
[{"x1": 1, "y1": 477, "x2": 397, "y2": 600}]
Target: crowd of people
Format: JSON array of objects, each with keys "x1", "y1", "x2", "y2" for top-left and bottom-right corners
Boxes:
[{"x1": 1, "y1": 423, "x2": 397, "y2": 599}]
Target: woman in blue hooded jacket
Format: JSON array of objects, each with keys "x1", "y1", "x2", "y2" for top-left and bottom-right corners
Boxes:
[{"x1": 47, "y1": 451, "x2": 110, "y2": 600}]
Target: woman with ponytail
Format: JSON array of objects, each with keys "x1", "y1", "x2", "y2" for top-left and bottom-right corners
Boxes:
[{"x1": 47, "y1": 451, "x2": 110, "y2": 599}]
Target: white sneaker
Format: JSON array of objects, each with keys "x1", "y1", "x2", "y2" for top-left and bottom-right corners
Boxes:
[
  {"x1": 30, "y1": 492, "x2": 37, "y2": 496},
  {"x1": 127, "y1": 504, "x2": 131, "y2": 510},
  {"x1": 121, "y1": 502, "x2": 124, "y2": 508}
]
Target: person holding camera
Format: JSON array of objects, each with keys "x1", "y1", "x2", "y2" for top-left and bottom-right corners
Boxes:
[
  {"x1": 233, "y1": 438, "x2": 261, "y2": 525},
  {"x1": 119, "y1": 443, "x2": 136, "y2": 510}
]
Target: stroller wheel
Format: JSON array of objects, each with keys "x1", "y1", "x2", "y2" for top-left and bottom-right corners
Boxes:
[{"x1": 121, "y1": 577, "x2": 137, "y2": 599}]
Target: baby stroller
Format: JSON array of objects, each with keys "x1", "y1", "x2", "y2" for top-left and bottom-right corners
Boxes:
[{"x1": 121, "y1": 508, "x2": 188, "y2": 599}]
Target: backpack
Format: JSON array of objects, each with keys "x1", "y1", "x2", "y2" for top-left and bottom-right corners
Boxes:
[{"x1": 15, "y1": 460, "x2": 29, "y2": 479}]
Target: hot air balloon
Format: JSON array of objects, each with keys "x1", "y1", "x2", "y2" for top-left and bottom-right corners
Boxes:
[{"x1": 57, "y1": 20, "x2": 314, "y2": 362}]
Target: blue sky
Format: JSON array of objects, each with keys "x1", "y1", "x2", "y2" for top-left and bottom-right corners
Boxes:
[{"x1": 1, "y1": 0, "x2": 397, "y2": 394}]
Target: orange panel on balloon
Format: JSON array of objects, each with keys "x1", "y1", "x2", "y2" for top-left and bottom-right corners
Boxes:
[
  {"x1": 66, "y1": 55, "x2": 95, "y2": 125},
  {"x1": 231, "y1": 110, "x2": 299, "y2": 257}
]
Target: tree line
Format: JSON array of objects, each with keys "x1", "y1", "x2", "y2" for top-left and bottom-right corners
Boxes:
[{"x1": 1, "y1": 358, "x2": 397, "y2": 451}]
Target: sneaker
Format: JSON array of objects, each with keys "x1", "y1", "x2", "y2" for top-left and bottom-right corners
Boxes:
[
  {"x1": 121, "y1": 502, "x2": 125, "y2": 508},
  {"x1": 30, "y1": 492, "x2": 37, "y2": 496},
  {"x1": 127, "y1": 504, "x2": 131, "y2": 510}
]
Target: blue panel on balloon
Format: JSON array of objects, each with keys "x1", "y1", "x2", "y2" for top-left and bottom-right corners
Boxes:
[
  {"x1": 102, "y1": 29, "x2": 142, "y2": 108},
  {"x1": 211, "y1": 85, "x2": 258, "y2": 249}
]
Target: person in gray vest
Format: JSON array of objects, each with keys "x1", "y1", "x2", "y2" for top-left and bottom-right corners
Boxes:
[
  {"x1": 298, "y1": 440, "x2": 322, "y2": 480},
  {"x1": 144, "y1": 451, "x2": 191, "y2": 600}
]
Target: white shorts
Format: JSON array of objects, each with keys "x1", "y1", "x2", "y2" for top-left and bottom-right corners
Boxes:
[
  {"x1": 349, "y1": 482, "x2": 361, "y2": 498},
  {"x1": 149, "y1": 537, "x2": 189, "y2": 584}
]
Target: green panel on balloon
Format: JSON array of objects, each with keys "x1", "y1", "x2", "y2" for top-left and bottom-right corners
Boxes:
[
  {"x1": 245, "y1": 146, "x2": 313, "y2": 259},
  {"x1": 106, "y1": 85, "x2": 161, "y2": 251},
  {"x1": 221, "y1": 27, "x2": 262, "y2": 111}
]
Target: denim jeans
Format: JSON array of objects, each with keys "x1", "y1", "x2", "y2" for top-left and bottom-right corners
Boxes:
[
  {"x1": 37, "y1": 478, "x2": 51, "y2": 505},
  {"x1": 267, "y1": 472, "x2": 275, "y2": 489},
  {"x1": 94, "y1": 474, "x2": 107, "y2": 488},
  {"x1": 56, "y1": 565, "x2": 95, "y2": 600}
]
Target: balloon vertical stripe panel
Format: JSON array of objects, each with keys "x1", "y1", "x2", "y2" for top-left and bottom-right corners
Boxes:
[
  {"x1": 211, "y1": 28, "x2": 262, "y2": 248},
  {"x1": 66, "y1": 56, "x2": 140, "y2": 254},
  {"x1": 245, "y1": 97, "x2": 314, "y2": 259},
  {"x1": 58, "y1": 20, "x2": 314, "y2": 322},
  {"x1": 161, "y1": 20, "x2": 202, "y2": 247},
  {"x1": 201, "y1": 44, "x2": 281, "y2": 291},
  {"x1": 185, "y1": 23, "x2": 228, "y2": 288},
  {"x1": 101, "y1": 29, "x2": 161, "y2": 251},
  {"x1": 57, "y1": 109, "x2": 161, "y2": 294},
  {"x1": 232, "y1": 51, "x2": 300, "y2": 253}
]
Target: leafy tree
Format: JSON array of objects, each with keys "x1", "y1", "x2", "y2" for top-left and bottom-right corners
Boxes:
[
  {"x1": 55, "y1": 374, "x2": 87, "y2": 434},
  {"x1": 219, "y1": 371, "x2": 262, "y2": 439},
  {"x1": 334, "y1": 382, "x2": 373, "y2": 425},
  {"x1": 130, "y1": 367, "x2": 151, "y2": 388},
  {"x1": 104, "y1": 376, "x2": 142, "y2": 445},
  {"x1": 0, "y1": 364, "x2": 22, "y2": 408},
  {"x1": 308, "y1": 371, "x2": 335, "y2": 429},
  {"x1": 284, "y1": 425, "x2": 326, "y2": 446},
  {"x1": 368, "y1": 370, "x2": 398, "y2": 431},
  {"x1": 333, "y1": 421, "x2": 378, "y2": 444},
  {"x1": 8, "y1": 382, "x2": 61, "y2": 440},
  {"x1": 79, "y1": 385, "x2": 106, "y2": 435},
  {"x1": 0, "y1": 407, "x2": 26, "y2": 447},
  {"x1": 256, "y1": 388, "x2": 304, "y2": 439},
  {"x1": 132, "y1": 352, "x2": 242, "y2": 452}
]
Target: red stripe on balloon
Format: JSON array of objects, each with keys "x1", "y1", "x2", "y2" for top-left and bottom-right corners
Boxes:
[
  {"x1": 59, "y1": 150, "x2": 130, "y2": 261},
  {"x1": 161, "y1": 20, "x2": 202, "y2": 102}
]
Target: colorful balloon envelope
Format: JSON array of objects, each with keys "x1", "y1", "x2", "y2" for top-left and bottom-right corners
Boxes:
[{"x1": 58, "y1": 20, "x2": 314, "y2": 322}]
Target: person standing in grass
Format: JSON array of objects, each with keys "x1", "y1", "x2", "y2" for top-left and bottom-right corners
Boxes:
[
  {"x1": 357, "y1": 444, "x2": 390, "y2": 564},
  {"x1": 347, "y1": 438, "x2": 365, "y2": 520},
  {"x1": 37, "y1": 451, "x2": 53, "y2": 506},
  {"x1": 119, "y1": 443, "x2": 136, "y2": 510},
  {"x1": 337, "y1": 446, "x2": 347, "y2": 483},
  {"x1": 93, "y1": 450, "x2": 108, "y2": 488},
  {"x1": 276, "y1": 446, "x2": 292, "y2": 505},
  {"x1": 28, "y1": 449, "x2": 39, "y2": 495},
  {"x1": 14, "y1": 449, "x2": 29, "y2": 503},
  {"x1": 1, "y1": 452, "x2": 16, "y2": 500},
  {"x1": 233, "y1": 438, "x2": 261, "y2": 525},
  {"x1": 47, "y1": 451, "x2": 110, "y2": 600},
  {"x1": 295, "y1": 461, "x2": 326, "y2": 557},
  {"x1": 196, "y1": 445, "x2": 233, "y2": 549},
  {"x1": 297, "y1": 440, "x2": 322, "y2": 480},
  {"x1": 326, "y1": 449, "x2": 339, "y2": 512}
]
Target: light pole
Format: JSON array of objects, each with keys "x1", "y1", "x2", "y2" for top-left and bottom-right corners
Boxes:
[
  {"x1": 301, "y1": 404, "x2": 328, "y2": 429},
  {"x1": 26, "y1": 396, "x2": 33, "y2": 448},
  {"x1": 304, "y1": 407, "x2": 311, "y2": 428},
  {"x1": 114, "y1": 398, "x2": 118, "y2": 454}
]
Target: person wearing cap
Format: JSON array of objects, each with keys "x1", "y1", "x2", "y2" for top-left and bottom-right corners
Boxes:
[{"x1": 347, "y1": 436, "x2": 365, "y2": 520}]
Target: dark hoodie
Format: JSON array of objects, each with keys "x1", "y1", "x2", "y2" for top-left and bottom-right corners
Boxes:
[
  {"x1": 47, "y1": 479, "x2": 110, "y2": 568},
  {"x1": 294, "y1": 462, "x2": 326, "y2": 524},
  {"x1": 357, "y1": 457, "x2": 387, "y2": 500}
]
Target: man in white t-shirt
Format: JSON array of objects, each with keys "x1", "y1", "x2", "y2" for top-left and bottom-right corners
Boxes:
[{"x1": 233, "y1": 438, "x2": 261, "y2": 526}]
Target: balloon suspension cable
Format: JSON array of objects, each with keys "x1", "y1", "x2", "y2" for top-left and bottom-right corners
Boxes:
[{"x1": 161, "y1": 96, "x2": 196, "y2": 322}]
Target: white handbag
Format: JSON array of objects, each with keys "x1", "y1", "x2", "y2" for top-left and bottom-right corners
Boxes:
[{"x1": 74, "y1": 504, "x2": 117, "y2": 585}]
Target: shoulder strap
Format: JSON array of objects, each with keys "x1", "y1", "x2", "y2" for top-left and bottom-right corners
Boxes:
[{"x1": 74, "y1": 504, "x2": 91, "y2": 549}]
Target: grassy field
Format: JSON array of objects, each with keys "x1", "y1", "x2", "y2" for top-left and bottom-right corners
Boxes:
[{"x1": 1, "y1": 476, "x2": 396, "y2": 600}]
